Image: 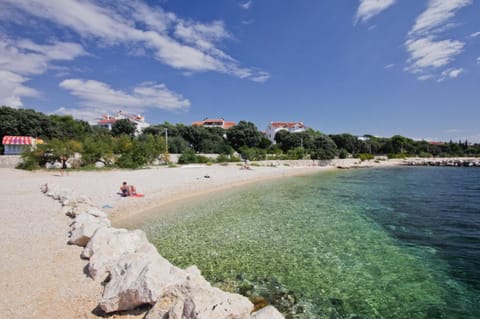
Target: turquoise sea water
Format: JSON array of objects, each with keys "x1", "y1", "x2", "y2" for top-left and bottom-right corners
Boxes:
[{"x1": 126, "y1": 167, "x2": 480, "y2": 318}]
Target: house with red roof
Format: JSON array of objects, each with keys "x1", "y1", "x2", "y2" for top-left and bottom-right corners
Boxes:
[
  {"x1": 192, "y1": 118, "x2": 236, "y2": 129},
  {"x1": 265, "y1": 121, "x2": 306, "y2": 143},
  {"x1": 2, "y1": 136, "x2": 44, "y2": 155},
  {"x1": 96, "y1": 110, "x2": 150, "y2": 135}
]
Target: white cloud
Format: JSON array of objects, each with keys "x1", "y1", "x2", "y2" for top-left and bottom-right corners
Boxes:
[
  {"x1": 0, "y1": 38, "x2": 86, "y2": 107},
  {"x1": 444, "y1": 68, "x2": 463, "y2": 78},
  {"x1": 417, "y1": 74, "x2": 434, "y2": 81},
  {"x1": 405, "y1": 0, "x2": 472, "y2": 80},
  {"x1": 1, "y1": 0, "x2": 269, "y2": 81},
  {"x1": 0, "y1": 70, "x2": 39, "y2": 107},
  {"x1": 355, "y1": 0, "x2": 396, "y2": 24},
  {"x1": 438, "y1": 68, "x2": 463, "y2": 81},
  {"x1": 58, "y1": 79, "x2": 190, "y2": 120},
  {"x1": 477, "y1": 57, "x2": 480, "y2": 64},
  {"x1": 240, "y1": 1, "x2": 253, "y2": 10},
  {"x1": 410, "y1": 0, "x2": 472, "y2": 36},
  {"x1": 405, "y1": 37, "x2": 464, "y2": 71},
  {"x1": 470, "y1": 31, "x2": 480, "y2": 38},
  {"x1": 384, "y1": 64, "x2": 395, "y2": 69}
]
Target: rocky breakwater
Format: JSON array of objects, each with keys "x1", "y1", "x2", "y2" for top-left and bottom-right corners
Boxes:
[
  {"x1": 41, "y1": 183, "x2": 284, "y2": 319},
  {"x1": 405, "y1": 158, "x2": 480, "y2": 167}
]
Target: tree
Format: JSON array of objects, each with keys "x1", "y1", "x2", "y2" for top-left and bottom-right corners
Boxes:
[
  {"x1": 226, "y1": 121, "x2": 264, "y2": 150},
  {"x1": 111, "y1": 119, "x2": 136, "y2": 136},
  {"x1": 310, "y1": 134, "x2": 337, "y2": 160}
]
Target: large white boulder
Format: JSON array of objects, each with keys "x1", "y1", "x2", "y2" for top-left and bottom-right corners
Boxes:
[
  {"x1": 68, "y1": 213, "x2": 110, "y2": 247},
  {"x1": 145, "y1": 266, "x2": 253, "y2": 319},
  {"x1": 250, "y1": 306, "x2": 284, "y2": 319},
  {"x1": 61, "y1": 194, "x2": 93, "y2": 208},
  {"x1": 64, "y1": 203, "x2": 106, "y2": 219},
  {"x1": 83, "y1": 227, "x2": 157, "y2": 281},
  {"x1": 99, "y1": 252, "x2": 187, "y2": 313}
]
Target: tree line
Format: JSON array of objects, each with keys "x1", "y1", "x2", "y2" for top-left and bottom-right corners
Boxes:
[{"x1": 1, "y1": 106, "x2": 479, "y2": 170}]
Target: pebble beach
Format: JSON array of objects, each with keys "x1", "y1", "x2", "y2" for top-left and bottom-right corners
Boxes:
[{"x1": 0, "y1": 160, "x2": 403, "y2": 318}]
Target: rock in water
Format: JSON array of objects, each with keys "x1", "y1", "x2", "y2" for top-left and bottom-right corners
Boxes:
[{"x1": 250, "y1": 305, "x2": 285, "y2": 319}]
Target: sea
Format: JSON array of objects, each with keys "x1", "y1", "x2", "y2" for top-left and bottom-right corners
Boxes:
[{"x1": 127, "y1": 167, "x2": 480, "y2": 319}]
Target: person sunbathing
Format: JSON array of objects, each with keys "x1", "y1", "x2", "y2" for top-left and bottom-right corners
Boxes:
[{"x1": 120, "y1": 182, "x2": 137, "y2": 197}]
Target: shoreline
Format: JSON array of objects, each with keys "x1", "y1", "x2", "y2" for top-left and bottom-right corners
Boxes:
[
  {"x1": 0, "y1": 159, "x2": 406, "y2": 318},
  {"x1": 110, "y1": 165, "x2": 335, "y2": 225}
]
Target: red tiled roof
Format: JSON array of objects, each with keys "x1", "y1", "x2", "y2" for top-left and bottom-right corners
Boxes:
[
  {"x1": 192, "y1": 118, "x2": 236, "y2": 128},
  {"x1": 98, "y1": 119, "x2": 118, "y2": 124},
  {"x1": 223, "y1": 121, "x2": 236, "y2": 129},
  {"x1": 269, "y1": 121, "x2": 305, "y2": 128},
  {"x1": 2, "y1": 136, "x2": 34, "y2": 145}
]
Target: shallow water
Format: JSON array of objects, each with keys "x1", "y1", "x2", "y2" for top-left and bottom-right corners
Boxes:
[{"x1": 130, "y1": 167, "x2": 480, "y2": 319}]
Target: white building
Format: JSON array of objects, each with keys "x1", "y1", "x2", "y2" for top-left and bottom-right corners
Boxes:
[
  {"x1": 192, "y1": 118, "x2": 236, "y2": 129},
  {"x1": 265, "y1": 121, "x2": 306, "y2": 143},
  {"x1": 96, "y1": 111, "x2": 150, "y2": 135}
]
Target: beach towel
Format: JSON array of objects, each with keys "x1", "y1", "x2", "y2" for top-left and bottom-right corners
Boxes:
[{"x1": 131, "y1": 193, "x2": 144, "y2": 198}]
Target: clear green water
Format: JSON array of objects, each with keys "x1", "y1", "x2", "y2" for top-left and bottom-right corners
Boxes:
[{"x1": 123, "y1": 168, "x2": 479, "y2": 319}]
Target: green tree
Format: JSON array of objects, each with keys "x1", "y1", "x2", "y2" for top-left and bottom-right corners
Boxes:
[
  {"x1": 111, "y1": 119, "x2": 136, "y2": 137},
  {"x1": 226, "y1": 121, "x2": 264, "y2": 150},
  {"x1": 310, "y1": 134, "x2": 337, "y2": 160}
]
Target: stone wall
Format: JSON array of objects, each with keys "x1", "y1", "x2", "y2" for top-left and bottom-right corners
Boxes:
[{"x1": 0, "y1": 155, "x2": 22, "y2": 168}]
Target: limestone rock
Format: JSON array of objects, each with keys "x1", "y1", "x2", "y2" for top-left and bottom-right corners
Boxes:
[
  {"x1": 68, "y1": 213, "x2": 110, "y2": 247},
  {"x1": 250, "y1": 306, "x2": 285, "y2": 319},
  {"x1": 95, "y1": 161, "x2": 105, "y2": 168},
  {"x1": 99, "y1": 252, "x2": 187, "y2": 313},
  {"x1": 61, "y1": 194, "x2": 93, "y2": 208},
  {"x1": 65, "y1": 203, "x2": 106, "y2": 218},
  {"x1": 83, "y1": 227, "x2": 157, "y2": 281},
  {"x1": 145, "y1": 266, "x2": 253, "y2": 319}
]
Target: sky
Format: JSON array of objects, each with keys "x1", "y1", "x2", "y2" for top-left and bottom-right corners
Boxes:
[{"x1": 0, "y1": 0, "x2": 479, "y2": 142}]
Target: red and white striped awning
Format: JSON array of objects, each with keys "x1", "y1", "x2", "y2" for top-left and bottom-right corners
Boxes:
[{"x1": 2, "y1": 136, "x2": 34, "y2": 145}]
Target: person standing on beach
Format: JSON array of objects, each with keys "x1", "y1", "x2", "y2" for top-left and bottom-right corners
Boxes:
[{"x1": 60, "y1": 156, "x2": 68, "y2": 176}]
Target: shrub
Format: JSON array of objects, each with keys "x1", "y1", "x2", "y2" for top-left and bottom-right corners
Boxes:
[
  {"x1": 358, "y1": 153, "x2": 374, "y2": 161},
  {"x1": 387, "y1": 153, "x2": 407, "y2": 159},
  {"x1": 178, "y1": 148, "x2": 197, "y2": 164},
  {"x1": 338, "y1": 148, "x2": 349, "y2": 159},
  {"x1": 216, "y1": 154, "x2": 241, "y2": 163}
]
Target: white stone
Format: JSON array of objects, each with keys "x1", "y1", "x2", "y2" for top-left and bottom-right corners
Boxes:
[
  {"x1": 95, "y1": 161, "x2": 105, "y2": 168},
  {"x1": 250, "y1": 306, "x2": 285, "y2": 319},
  {"x1": 68, "y1": 213, "x2": 110, "y2": 247},
  {"x1": 99, "y1": 252, "x2": 187, "y2": 313},
  {"x1": 83, "y1": 227, "x2": 157, "y2": 282},
  {"x1": 145, "y1": 266, "x2": 253, "y2": 319}
]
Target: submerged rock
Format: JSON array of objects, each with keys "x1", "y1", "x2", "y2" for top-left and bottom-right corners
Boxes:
[{"x1": 250, "y1": 305, "x2": 284, "y2": 319}]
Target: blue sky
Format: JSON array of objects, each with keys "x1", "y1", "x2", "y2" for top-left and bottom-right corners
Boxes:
[{"x1": 1, "y1": 0, "x2": 479, "y2": 142}]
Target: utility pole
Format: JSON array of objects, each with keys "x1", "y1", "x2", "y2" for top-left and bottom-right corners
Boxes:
[{"x1": 164, "y1": 128, "x2": 168, "y2": 153}]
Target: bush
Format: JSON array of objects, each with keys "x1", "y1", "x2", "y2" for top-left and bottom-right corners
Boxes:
[
  {"x1": 358, "y1": 153, "x2": 374, "y2": 161},
  {"x1": 239, "y1": 147, "x2": 266, "y2": 161},
  {"x1": 287, "y1": 147, "x2": 305, "y2": 160},
  {"x1": 418, "y1": 152, "x2": 433, "y2": 158},
  {"x1": 387, "y1": 153, "x2": 407, "y2": 159},
  {"x1": 17, "y1": 154, "x2": 40, "y2": 170},
  {"x1": 216, "y1": 154, "x2": 240, "y2": 163},
  {"x1": 178, "y1": 148, "x2": 197, "y2": 164},
  {"x1": 338, "y1": 148, "x2": 349, "y2": 159}
]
